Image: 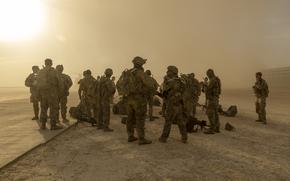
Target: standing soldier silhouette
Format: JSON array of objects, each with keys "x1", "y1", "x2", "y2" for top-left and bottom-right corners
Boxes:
[
  {"x1": 253, "y1": 72, "x2": 269, "y2": 124},
  {"x1": 25, "y1": 66, "x2": 40, "y2": 120}
]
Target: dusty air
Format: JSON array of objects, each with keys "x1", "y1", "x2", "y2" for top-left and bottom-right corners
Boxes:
[{"x1": 0, "y1": 0, "x2": 290, "y2": 181}]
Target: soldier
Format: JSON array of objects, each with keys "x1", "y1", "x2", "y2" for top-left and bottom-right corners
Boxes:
[
  {"x1": 189, "y1": 73, "x2": 201, "y2": 118},
  {"x1": 99, "y1": 68, "x2": 116, "y2": 131},
  {"x1": 203, "y1": 69, "x2": 221, "y2": 134},
  {"x1": 145, "y1": 70, "x2": 159, "y2": 121},
  {"x1": 117, "y1": 56, "x2": 154, "y2": 145},
  {"x1": 110, "y1": 76, "x2": 116, "y2": 104},
  {"x1": 253, "y1": 72, "x2": 269, "y2": 124},
  {"x1": 201, "y1": 77, "x2": 209, "y2": 110},
  {"x1": 78, "y1": 70, "x2": 98, "y2": 126},
  {"x1": 56, "y1": 65, "x2": 73, "y2": 123},
  {"x1": 25, "y1": 66, "x2": 40, "y2": 120},
  {"x1": 37, "y1": 59, "x2": 63, "y2": 130},
  {"x1": 160, "y1": 75, "x2": 169, "y2": 117},
  {"x1": 181, "y1": 73, "x2": 194, "y2": 119},
  {"x1": 159, "y1": 66, "x2": 187, "y2": 143}
]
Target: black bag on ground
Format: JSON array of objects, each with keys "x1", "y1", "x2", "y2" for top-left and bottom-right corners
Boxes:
[
  {"x1": 69, "y1": 105, "x2": 96, "y2": 125},
  {"x1": 186, "y1": 117, "x2": 207, "y2": 133},
  {"x1": 112, "y1": 99, "x2": 127, "y2": 115},
  {"x1": 224, "y1": 105, "x2": 238, "y2": 117}
]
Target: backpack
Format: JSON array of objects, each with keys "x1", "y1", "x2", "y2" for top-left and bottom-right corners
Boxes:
[
  {"x1": 36, "y1": 68, "x2": 50, "y2": 90},
  {"x1": 225, "y1": 105, "x2": 238, "y2": 117},
  {"x1": 86, "y1": 79, "x2": 98, "y2": 100},
  {"x1": 117, "y1": 69, "x2": 139, "y2": 96}
]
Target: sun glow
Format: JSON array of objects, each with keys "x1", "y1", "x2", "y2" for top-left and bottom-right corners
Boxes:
[{"x1": 0, "y1": 0, "x2": 46, "y2": 42}]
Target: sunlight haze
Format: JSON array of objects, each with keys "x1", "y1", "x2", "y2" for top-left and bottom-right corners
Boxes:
[{"x1": 0, "y1": 0, "x2": 290, "y2": 88}]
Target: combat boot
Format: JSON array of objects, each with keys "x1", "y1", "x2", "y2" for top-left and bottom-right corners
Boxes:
[
  {"x1": 158, "y1": 137, "x2": 167, "y2": 143},
  {"x1": 215, "y1": 128, "x2": 220, "y2": 133},
  {"x1": 255, "y1": 119, "x2": 262, "y2": 122},
  {"x1": 50, "y1": 124, "x2": 64, "y2": 130},
  {"x1": 40, "y1": 122, "x2": 47, "y2": 130},
  {"x1": 204, "y1": 129, "x2": 215, "y2": 134},
  {"x1": 128, "y1": 136, "x2": 138, "y2": 142},
  {"x1": 32, "y1": 117, "x2": 39, "y2": 120},
  {"x1": 139, "y1": 138, "x2": 152, "y2": 145},
  {"x1": 103, "y1": 127, "x2": 114, "y2": 132}
]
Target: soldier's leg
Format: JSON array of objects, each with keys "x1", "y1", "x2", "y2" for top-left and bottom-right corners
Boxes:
[
  {"x1": 32, "y1": 101, "x2": 39, "y2": 119},
  {"x1": 255, "y1": 99, "x2": 262, "y2": 121},
  {"x1": 93, "y1": 104, "x2": 99, "y2": 126},
  {"x1": 135, "y1": 101, "x2": 151, "y2": 144},
  {"x1": 126, "y1": 104, "x2": 135, "y2": 138},
  {"x1": 103, "y1": 100, "x2": 113, "y2": 131},
  {"x1": 205, "y1": 101, "x2": 215, "y2": 134},
  {"x1": 98, "y1": 104, "x2": 103, "y2": 128},
  {"x1": 135, "y1": 102, "x2": 147, "y2": 139},
  {"x1": 148, "y1": 96, "x2": 154, "y2": 121},
  {"x1": 39, "y1": 92, "x2": 49, "y2": 129},
  {"x1": 214, "y1": 99, "x2": 220, "y2": 132},
  {"x1": 49, "y1": 92, "x2": 63, "y2": 130},
  {"x1": 160, "y1": 106, "x2": 175, "y2": 141},
  {"x1": 260, "y1": 98, "x2": 267, "y2": 123},
  {"x1": 162, "y1": 101, "x2": 166, "y2": 116},
  {"x1": 214, "y1": 109, "x2": 220, "y2": 132},
  {"x1": 176, "y1": 106, "x2": 187, "y2": 143},
  {"x1": 60, "y1": 96, "x2": 68, "y2": 120}
]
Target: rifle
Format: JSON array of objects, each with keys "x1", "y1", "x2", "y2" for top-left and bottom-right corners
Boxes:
[{"x1": 69, "y1": 106, "x2": 97, "y2": 127}]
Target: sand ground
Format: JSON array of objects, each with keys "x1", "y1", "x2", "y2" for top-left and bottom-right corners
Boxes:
[{"x1": 0, "y1": 90, "x2": 290, "y2": 181}]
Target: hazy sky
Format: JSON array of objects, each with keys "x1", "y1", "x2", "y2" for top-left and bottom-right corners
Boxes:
[{"x1": 0, "y1": 0, "x2": 290, "y2": 88}]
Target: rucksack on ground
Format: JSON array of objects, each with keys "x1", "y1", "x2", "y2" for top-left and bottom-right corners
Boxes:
[{"x1": 225, "y1": 105, "x2": 238, "y2": 117}]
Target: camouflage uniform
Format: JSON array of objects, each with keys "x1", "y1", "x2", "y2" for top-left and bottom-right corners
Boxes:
[
  {"x1": 122, "y1": 57, "x2": 154, "y2": 145},
  {"x1": 56, "y1": 65, "x2": 73, "y2": 122},
  {"x1": 159, "y1": 66, "x2": 187, "y2": 143},
  {"x1": 78, "y1": 71, "x2": 98, "y2": 124},
  {"x1": 145, "y1": 70, "x2": 159, "y2": 121},
  {"x1": 99, "y1": 69, "x2": 116, "y2": 131},
  {"x1": 253, "y1": 73, "x2": 269, "y2": 124},
  {"x1": 181, "y1": 74, "x2": 194, "y2": 119},
  {"x1": 204, "y1": 70, "x2": 221, "y2": 134},
  {"x1": 38, "y1": 59, "x2": 63, "y2": 130},
  {"x1": 25, "y1": 66, "x2": 40, "y2": 120},
  {"x1": 191, "y1": 75, "x2": 201, "y2": 117}
]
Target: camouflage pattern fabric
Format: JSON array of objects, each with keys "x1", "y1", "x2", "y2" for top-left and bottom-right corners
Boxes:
[
  {"x1": 99, "y1": 76, "x2": 116, "y2": 128},
  {"x1": 253, "y1": 78, "x2": 269, "y2": 123},
  {"x1": 205, "y1": 76, "x2": 220, "y2": 132},
  {"x1": 160, "y1": 76, "x2": 187, "y2": 141},
  {"x1": 38, "y1": 66, "x2": 62, "y2": 126},
  {"x1": 25, "y1": 73, "x2": 40, "y2": 118}
]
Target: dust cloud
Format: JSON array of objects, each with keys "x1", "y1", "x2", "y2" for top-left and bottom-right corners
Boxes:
[{"x1": 1, "y1": 0, "x2": 290, "y2": 89}]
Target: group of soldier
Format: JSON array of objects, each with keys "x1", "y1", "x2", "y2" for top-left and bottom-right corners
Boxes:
[
  {"x1": 25, "y1": 56, "x2": 269, "y2": 145},
  {"x1": 25, "y1": 59, "x2": 72, "y2": 130}
]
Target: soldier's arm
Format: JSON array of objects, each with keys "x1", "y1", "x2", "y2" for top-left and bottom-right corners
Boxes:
[
  {"x1": 207, "y1": 78, "x2": 217, "y2": 90},
  {"x1": 24, "y1": 74, "x2": 33, "y2": 87},
  {"x1": 56, "y1": 71, "x2": 64, "y2": 93},
  {"x1": 262, "y1": 80, "x2": 268, "y2": 90},
  {"x1": 137, "y1": 71, "x2": 155, "y2": 90},
  {"x1": 78, "y1": 88, "x2": 82, "y2": 100},
  {"x1": 78, "y1": 81, "x2": 83, "y2": 100},
  {"x1": 67, "y1": 75, "x2": 73, "y2": 88}
]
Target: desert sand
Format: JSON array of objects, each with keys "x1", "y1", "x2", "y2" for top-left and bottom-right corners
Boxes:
[{"x1": 0, "y1": 89, "x2": 290, "y2": 181}]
